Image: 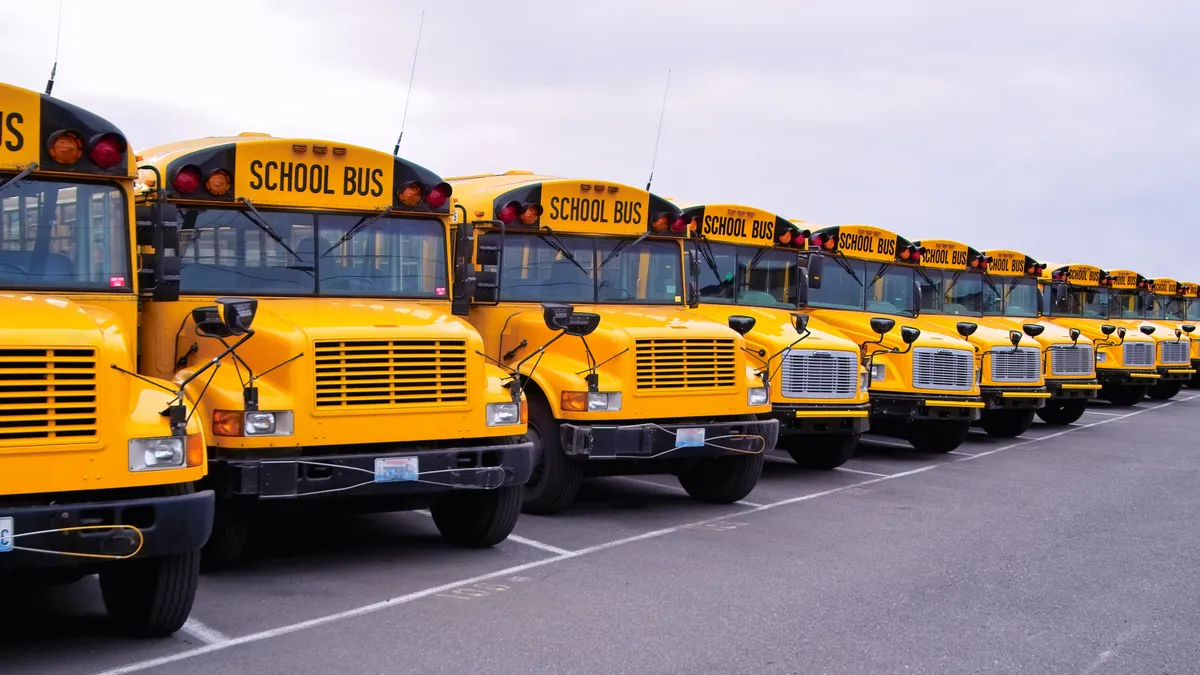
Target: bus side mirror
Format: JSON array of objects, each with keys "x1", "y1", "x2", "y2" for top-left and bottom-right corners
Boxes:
[
  {"x1": 901, "y1": 326, "x2": 921, "y2": 344},
  {"x1": 1117, "y1": 327, "x2": 1127, "y2": 339},
  {"x1": 791, "y1": 313, "x2": 809, "y2": 334},
  {"x1": 542, "y1": 303, "x2": 575, "y2": 330},
  {"x1": 870, "y1": 317, "x2": 895, "y2": 335},
  {"x1": 1069, "y1": 328, "x2": 1081, "y2": 344},
  {"x1": 1036, "y1": 291, "x2": 1044, "y2": 316},
  {"x1": 1101, "y1": 324, "x2": 1116, "y2": 336},
  {"x1": 451, "y1": 223, "x2": 476, "y2": 316},
  {"x1": 957, "y1": 322, "x2": 978, "y2": 338},
  {"x1": 795, "y1": 268, "x2": 809, "y2": 306},
  {"x1": 807, "y1": 254, "x2": 824, "y2": 290},
  {"x1": 217, "y1": 297, "x2": 258, "y2": 335},
  {"x1": 1184, "y1": 324, "x2": 1196, "y2": 334},
  {"x1": 688, "y1": 248, "x2": 701, "y2": 280},
  {"x1": 1140, "y1": 325, "x2": 1155, "y2": 336},
  {"x1": 912, "y1": 280, "x2": 922, "y2": 316},
  {"x1": 728, "y1": 315, "x2": 756, "y2": 336},
  {"x1": 1009, "y1": 330, "x2": 1022, "y2": 348},
  {"x1": 562, "y1": 313, "x2": 601, "y2": 337},
  {"x1": 192, "y1": 306, "x2": 232, "y2": 338},
  {"x1": 1023, "y1": 323, "x2": 1045, "y2": 338},
  {"x1": 137, "y1": 218, "x2": 181, "y2": 302}
]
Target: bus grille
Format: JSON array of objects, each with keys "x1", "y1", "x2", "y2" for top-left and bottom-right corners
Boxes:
[
  {"x1": 635, "y1": 338, "x2": 737, "y2": 390},
  {"x1": 1049, "y1": 346, "x2": 1093, "y2": 376},
  {"x1": 1122, "y1": 342, "x2": 1154, "y2": 368},
  {"x1": 912, "y1": 347, "x2": 974, "y2": 391},
  {"x1": 779, "y1": 349, "x2": 858, "y2": 399},
  {"x1": 314, "y1": 339, "x2": 468, "y2": 408},
  {"x1": 1160, "y1": 341, "x2": 1190, "y2": 365},
  {"x1": 989, "y1": 347, "x2": 1041, "y2": 383},
  {"x1": 0, "y1": 348, "x2": 98, "y2": 443}
]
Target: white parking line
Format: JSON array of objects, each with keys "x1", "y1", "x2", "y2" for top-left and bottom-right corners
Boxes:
[
  {"x1": 736, "y1": 500, "x2": 766, "y2": 508},
  {"x1": 506, "y1": 535, "x2": 574, "y2": 556},
  {"x1": 1083, "y1": 410, "x2": 1123, "y2": 416},
  {"x1": 93, "y1": 395, "x2": 1199, "y2": 675},
  {"x1": 946, "y1": 451, "x2": 978, "y2": 458},
  {"x1": 835, "y1": 466, "x2": 890, "y2": 478},
  {"x1": 180, "y1": 619, "x2": 229, "y2": 646},
  {"x1": 610, "y1": 476, "x2": 687, "y2": 494}
]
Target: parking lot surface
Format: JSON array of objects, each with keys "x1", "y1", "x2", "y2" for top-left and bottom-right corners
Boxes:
[{"x1": 4, "y1": 394, "x2": 1200, "y2": 675}]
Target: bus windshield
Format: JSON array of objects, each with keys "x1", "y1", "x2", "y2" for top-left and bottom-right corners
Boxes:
[
  {"x1": 0, "y1": 177, "x2": 131, "y2": 290},
  {"x1": 1045, "y1": 284, "x2": 1108, "y2": 318},
  {"x1": 1143, "y1": 292, "x2": 1184, "y2": 320},
  {"x1": 695, "y1": 242, "x2": 797, "y2": 308},
  {"x1": 176, "y1": 206, "x2": 447, "y2": 298},
  {"x1": 1188, "y1": 300, "x2": 1200, "y2": 321},
  {"x1": 918, "y1": 269, "x2": 986, "y2": 316},
  {"x1": 993, "y1": 277, "x2": 1039, "y2": 318},
  {"x1": 808, "y1": 258, "x2": 917, "y2": 317},
  {"x1": 484, "y1": 231, "x2": 682, "y2": 304},
  {"x1": 1107, "y1": 290, "x2": 1141, "y2": 319}
]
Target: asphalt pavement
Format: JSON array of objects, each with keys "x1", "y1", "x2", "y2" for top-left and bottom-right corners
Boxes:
[{"x1": 4, "y1": 393, "x2": 1199, "y2": 675}]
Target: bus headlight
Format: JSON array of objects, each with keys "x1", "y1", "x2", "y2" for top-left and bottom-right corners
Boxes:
[
  {"x1": 860, "y1": 371, "x2": 871, "y2": 391},
  {"x1": 748, "y1": 387, "x2": 769, "y2": 406},
  {"x1": 213, "y1": 410, "x2": 294, "y2": 437},
  {"x1": 1096, "y1": 352, "x2": 1107, "y2": 363},
  {"x1": 869, "y1": 363, "x2": 886, "y2": 383},
  {"x1": 560, "y1": 392, "x2": 622, "y2": 412},
  {"x1": 486, "y1": 402, "x2": 522, "y2": 426},
  {"x1": 128, "y1": 437, "x2": 185, "y2": 471}
]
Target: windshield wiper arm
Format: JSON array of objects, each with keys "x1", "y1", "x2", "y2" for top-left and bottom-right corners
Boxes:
[
  {"x1": 238, "y1": 198, "x2": 308, "y2": 267},
  {"x1": 830, "y1": 252, "x2": 863, "y2": 287},
  {"x1": 538, "y1": 226, "x2": 589, "y2": 275},
  {"x1": 695, "y1": 237, "x2": 725, "y2": 285},
  {"x1": 0, "y1": 164, "x2": 37, "y2": 197},
  {"x1": 599, "y1": 232, "x2": 648, "y2": 269},
  {"x1": 322, "y1": 206, "x2": 394, "y2": 257},
  {"x1": 866, "y1": 262, "x2": 891, "y2": 290}
]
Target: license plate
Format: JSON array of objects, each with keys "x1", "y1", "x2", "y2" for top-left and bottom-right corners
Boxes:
[
  {"x1": 675, "y1": 428, "x2": 706, "y2": 448},
  {"x1": 0, "y1": 517, "x2": 13, "y2": 553},
  {"x1": 374, "y1": 457, "x2": 419, "y2": 483}
]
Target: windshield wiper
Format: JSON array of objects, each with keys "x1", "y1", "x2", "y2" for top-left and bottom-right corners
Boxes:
[
  {"x1": 237, "y1": 198, "x2": 309, "y2": 268},
  {"x1": 322, "y1": 206, "x2": 394, "y2": 257},
  {"x1": 599, "y1": 232, "x2": 648, "y2": 269},
  {"x1": 830, "y1": 252, "x2": 863, "y2": 287},
  {"x1": 695, "y1": 237, "x2": 726, "y2": 285},
  {"x1": 0, "y1": 164, "x2": 37, "y2": 197},
  {"x1": 865, "y1": 262, "x2": 891, "y2": 290},
  {"x1": 538, "y1": 225, "x2": 589, "y2": 275}
]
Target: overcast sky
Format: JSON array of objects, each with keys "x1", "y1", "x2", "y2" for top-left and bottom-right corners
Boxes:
[{"x1": 3, "y1": 1, "x2": 1195, "y2": 279}]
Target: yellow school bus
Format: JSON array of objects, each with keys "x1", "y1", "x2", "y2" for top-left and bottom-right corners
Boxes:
[
  {"x1": 977, "y1": 248, "x2": 1100, "y2": 425},
  {"x1": 910, "y1": 240, "x2": 1050, "y2": 437},
  {"x1": 1101, "y1": 270, "x2": 1195, "y2": 400},
  {"x1": 446, "y1": 172, "x2": 777, "y2": 514},
  {"x1": 135, "y1": 135, "x2": 532, "y2": 567},
  {"x1": 682, "y1": 204, "x2": 869, "y2": 469},
  {"x1": 1178, "y1": 281, "x2": 1200, "y2": 386},
  {"x1": 0, "y1": 81, "x2": 211, "y2": 635},
  {"x1": 800, "y1": 225, "x2": 984, "y2": 452},
  {"x1": 1040, "y1": 264, "x2": 1159, "y2": 405}
]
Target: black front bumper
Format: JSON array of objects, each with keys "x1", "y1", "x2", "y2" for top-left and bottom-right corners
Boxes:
[
  {"x1": 559, "y1": 418, "x2": 780, "y2": 458},
  {"x1": 870, "y1": 393, "x2": 983, "y2": 422},
  {"x1": 0, "y1": 489, "x2": 213, "y2": 570},
  {"x1": 1097, "y1": 369, "x2": 1158, "y2": 387},
  {"x1": 767, "y1": 403, "x2": 871, "y2": 435},
  {"x1": 1045, "y1": 379, "x2": 1102, "y2": 400},
  {"x1": 979, "y1": 386, "x2": 1050, "y2": 410},
  {"x1": 211, "y1": 440, "x2": 533, "y2": 500},
  {"x1": 1157, "y1": 365, "x2": 1196, "y2": 382}
]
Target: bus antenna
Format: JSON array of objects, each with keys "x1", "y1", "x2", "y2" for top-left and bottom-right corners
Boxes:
[
  {"x1": 393, "y1": 10, "x2": 426, "y2": 156},
  {"x1": 645, "y1": 69, "x2": 672, "y2": 191},
  {"x1": 44, "y1": 0, "x2": 64, "y2": 96}
]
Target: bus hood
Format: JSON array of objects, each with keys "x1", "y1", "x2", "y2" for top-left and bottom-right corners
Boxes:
[
  {"x1": 914, "y1": 315, "x2": 1039, "y2": 351},
  {"x1": 570, "y1": 304, "x2": 740, "y2": 341},
  {"x1": 807, "y1": 309, "x2": 971, "y2": 354},
  {"x1": 702, "y1": 305, "x2": 860, "y2": 355},
  {"x1": 247, "y1": 298, "x2": 481, "y2": 342},
  {"x1": 0, "y1": 293, "x2": 110, "y2": 344},
  {"x1": 1045, "y1": 317, "x2": 1155, "y2": 344},
  {"x1": 983, "y1": 316, "x2": 1094, "y2": 346}
]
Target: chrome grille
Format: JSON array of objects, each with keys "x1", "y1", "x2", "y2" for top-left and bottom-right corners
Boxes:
[
  {"x1": 1122, "y1": 342, "x2": 1154, "y2": 368},
  {"x1": 1049, "y1": 346, "x2": 1093, "y2": 376},
  {"x1": 990, "y1": 347, "x2": 1041, "y2": 383},
  {"x1": 313, "y1": 339, "x2": 468, "y2": 408},
  {"x1": 779, "y1": 349, "x2": 858, "y2": 399},
  {"x1": 912, "y1": 347, "x2": 975, "y2": 391},
  {"x1": 1160, "y1": 341, "x2": 1190, "y2": 365},
  {"x1": 0, "y1": 348, "x2": 98, "y2": 443},
  {"x1": 634, "y1": 338, "x2": 737, "y2": 390}
]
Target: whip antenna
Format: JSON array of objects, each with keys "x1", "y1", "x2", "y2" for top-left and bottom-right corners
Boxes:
[
  {"x1": 393, "y1": 10, "x2": 426, "y2": 156},
  {"x1": 645, "y1": 69, "x2": 671, "y2": 191},
  {"x1": 45, "y1": 0, "x2": 64, "y2": 96}
]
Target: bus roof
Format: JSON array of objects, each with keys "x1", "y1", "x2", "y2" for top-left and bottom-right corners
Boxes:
[
  {"x1": 808, "y1": 224, "x2": 920, "y2": 265},
  {"x1": 0, "y1": 80, "x2": 133, "y2": 179},
  {"x1": 446, "y1": 172, "x2": 683, "y2": 239},
  {"x1": 682, "y1": 203, "x2": 806, "y2": 250},
  {"x1": 135, "y1": 133, "x2": 448, "y2": 215},
  {"x1": 979, "y1": 248, "x2": 1045, "y2": 278},
  {"x1": 910, "y1": 238, "x2": 980, "y2": 271}
]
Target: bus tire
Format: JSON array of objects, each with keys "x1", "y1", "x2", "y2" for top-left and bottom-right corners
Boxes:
[
  {"x1": 431, "y1": 484, "x2": 522, "y2": 547},
  {"x1": 979, "y1": 409, "x2": 1035, "y2": 438},
  {"x1": 99, "y1": 483, "x2": 199, "y2": 637},
  {"x1": 522, "y1": 397, "x2": 583, "y2": 515},
  {"x1": 1147, "y1": 381, "x2": 1183, "y2": 400},
  {"x1": 907, "y1": 420, "x2": 971, "y2": 453},
  {"x1": 201, "y1": 505, "x2": 250, "y2": 572},
  {"x1": 1036, "y1": 400, "x2": 1087, "y2": 426},
  {"x1": 785, "y1": 433, "x2": 860, "y2": 470},
  {"x1": 677, "y1": 417, "x2": 764, "y2": 503},
  {"x1": 1103, "y1": 386, "x2": 1145, "y2": 407}
]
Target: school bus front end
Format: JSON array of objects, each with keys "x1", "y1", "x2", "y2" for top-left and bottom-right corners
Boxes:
[
  {"x1": 1041, "y1": 264, "x2": 1159, "y2": 406},
  {"x1": 684, "y1": 204, "x2": 869, "y2": 469},
  {"x1": 1108, "y1": 273, "x2": 1196, "y2": 400},
  {"x1": 0, "y1": 82, "x2": 212, "y2": 636},
  {"x1": 1179, "y1": 282, "x2": 1200, "y2": 386},
  {"x1": 800, "y1": 225, "x2": 984, "y2": 453},
  {"x1": 136, "y1": 137, "x2": 532, "y2": 566},
  {"x1": 449, "y1": 174, "x2": 777, "y2": 514}
]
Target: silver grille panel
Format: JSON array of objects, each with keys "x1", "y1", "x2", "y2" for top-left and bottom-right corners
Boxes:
[
  {"x1": 1123, "y1": 342, "x2": 1154, "y2": 367},
  {"x1": 780, "y1": 349, "x2": 858, "y2": 399},
  {"x1": 912, "y1": 347, "x2": 975, "y2": 391},
  {"x1": 990, "y1": 347, "x2": 1041, "y2": 383},
  {"x1": 1049, "y1": 346, "x2": 1093, "y2": 376},
  {"x1": 1160, "y1": 341, "x2": 1190, "y2": 365}
]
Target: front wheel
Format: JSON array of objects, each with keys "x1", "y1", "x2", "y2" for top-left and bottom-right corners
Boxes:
[
  {"x1": 979, "y1": 409, "x2": 1035, "y2": 438},
  {"x1": 431, "y1": 485, "x2": 523, "y2": 547},
  {"x1": 785, "y1": 433, "x2": 860, "y2": 470},
  {"x1": 99, "y1": 550, "x2": 200, "y2": 637},
  {"x1": 907, "y1": 420, "x2": 971, "y2": 453},
  {"x1": 1103, "y1": 385, "x2": 1146, "y2": 407},
  {"x1": 200, "y1": 505, "x2": 250, "y2": 572},
  {"x1": 677, "y1": 452, "x2": 764, "y2": 503},
  {"x1": 521, "y1": 396, "x2": 583, "y2": 515},
  {"x1": 1036, "y1": 400, "x2": 1087, "y2": 426},
  {"x1": 1147, "y1": 381, "x2": 1183, "y2": 400}
]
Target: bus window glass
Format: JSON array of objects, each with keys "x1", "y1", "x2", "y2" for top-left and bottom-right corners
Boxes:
[
  {"x1": 318, "y1": 215, "x2": 446, "y2": 297},
  {"x1": 1109, "y1": 291, "x2": 1139, "y2": 319},
  {"x1": 0, "y1": 179, "x2": 130, "y2": 290},
  {"x1": 740, "y1": 249, "x2": 798, "y2": 308},
  {"x1": 919, "y1": 270, "x2": 944, "y2": 312},
  {"x1": 485, "y1": 232, "x2": 593, "y2": 303},
  {"x1": 1044, "y1": 284, "x2": 1104, "y2": 318},
  {"x1": 596, "y1": 238, "x2": 680, "y2": 303},
  {"x1": 807, "y1": 257, "x2": 866, "y2": 311},
  {"x1": 999, "y1": 278, "x2": 1038, "y2": 318},
  {"x1": 866, "y1": 262, "x2": 917, "y2": 317},
  {"x1": 1162, "y1": 296, "x2": 1186, "y2": 320},
  {"x1": 179, "y1": 209, "x2": 315, "y2": 294},
  {"x1": 696, "y1": 242, "x2": 737, "y2": 304},
  {"x1": 943, "y1": 273, "x2": 983, "y2": 316},
  {"x1": 1187, "y1": 301, "x2": 1200, "y2": 321}
]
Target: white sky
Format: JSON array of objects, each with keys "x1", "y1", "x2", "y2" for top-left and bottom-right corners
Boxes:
[{"x1": 2, "y1": 1, "x2": 1196, "y2": 279}]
